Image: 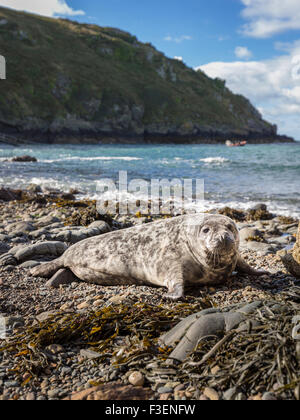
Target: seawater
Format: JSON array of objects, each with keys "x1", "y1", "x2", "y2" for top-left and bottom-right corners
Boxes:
[{"x1": 0, "y1": 142, "x2": 299, "y2": 217}]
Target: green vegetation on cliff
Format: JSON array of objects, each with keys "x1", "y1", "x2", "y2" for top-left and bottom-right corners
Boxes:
[{"x1": 0, "y1": 7, "x2": 293, "y2": 143}]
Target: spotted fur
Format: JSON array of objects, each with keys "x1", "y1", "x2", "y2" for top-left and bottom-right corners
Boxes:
[{"x1": 31, "y1": 214, "x2": 267, "y2": 300}]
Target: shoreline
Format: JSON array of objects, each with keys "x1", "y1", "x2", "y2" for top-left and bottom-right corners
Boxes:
[
  {"x1": 1, "y1": 183, "x2": 299, "y2": 220},
  {"x1": 0, "y1": 129, "x2": 295, "y2": 147}
]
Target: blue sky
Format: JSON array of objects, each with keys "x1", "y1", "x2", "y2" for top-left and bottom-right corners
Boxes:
[
  {"x1": 57, "y1": 0, "x2": 300, "y2": 67},
  {"x1": 1, "y1": 0, "x2": 300, "y2": 139},
  {"x1": 72, "y1": 0, "x2": 250, "y2": 67}
]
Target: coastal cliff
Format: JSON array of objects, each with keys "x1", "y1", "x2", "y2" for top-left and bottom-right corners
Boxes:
[{"x1": 0, "y1": 7, "x2": 294, "y2": 144}]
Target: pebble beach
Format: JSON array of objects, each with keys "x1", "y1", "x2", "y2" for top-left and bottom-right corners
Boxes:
[{"x1": 0, "y1": 185, "x2": 299, "y2": 401}]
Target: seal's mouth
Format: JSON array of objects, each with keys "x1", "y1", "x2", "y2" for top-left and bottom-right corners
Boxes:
[
  {"x1": 206, "y1": 232, "x2": 238, "y2": 267},
  {"x1": 207, "y1": 232, "x2": 237, "y2": 252},
  {"x1": 184, "y1": 216, "x2": 240, "y2": 268},
  {"x1": 219, "y1": 233, "x2": 237, "y2": 252}
]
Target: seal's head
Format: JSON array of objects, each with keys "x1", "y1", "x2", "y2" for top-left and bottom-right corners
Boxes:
[
  {"x1": 200, "y1": 215, "x2": 239, "y2": 254},
  {"x1": 185, "y1": 214, "x2": 239, "y2": 268}
]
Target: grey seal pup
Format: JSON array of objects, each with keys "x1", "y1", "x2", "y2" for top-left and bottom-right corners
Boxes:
[{"x1": 30, "y1": 214, "x2": 267, "y2": 300}]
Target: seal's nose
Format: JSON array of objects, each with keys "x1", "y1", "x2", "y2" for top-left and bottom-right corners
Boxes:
[{"x1": 220, "y1": 233, "x2": 234, "y2": 250}]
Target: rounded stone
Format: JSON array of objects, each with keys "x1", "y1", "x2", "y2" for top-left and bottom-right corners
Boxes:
[
  {"x1": 203, "y1": 387, "x2": 219, "y2": 401},
  {"x1": 128, "y1": 371, "x2": 145, "y2": 387},
  {"x1": 262, "y1": 392, "x2": 277, "y2": 401}
]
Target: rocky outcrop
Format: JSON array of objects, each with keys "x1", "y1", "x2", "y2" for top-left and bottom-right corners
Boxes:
[
  {"x1": 0, "y1": 7, "x2": 294, "y2": 144},
  {"x1": 0, "y1": 188, "x2": 18, "y2": 202},
  {"x1": 11, "y1": 155, "x2": 37, "y2": 162},
  {"x1": 0, "y1": 124, "x2": 294, "y2": 145}
]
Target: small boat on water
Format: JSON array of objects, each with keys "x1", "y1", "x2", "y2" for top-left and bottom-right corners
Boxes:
[{"x1": 225, "y1": 140, "x2": 247, "y2": 147}]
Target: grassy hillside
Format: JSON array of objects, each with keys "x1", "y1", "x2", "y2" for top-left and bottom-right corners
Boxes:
[{"x1": 0, "y1": 7, "x2": 293, "y2": 143}]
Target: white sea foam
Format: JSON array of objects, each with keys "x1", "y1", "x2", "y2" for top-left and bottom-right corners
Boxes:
[
  {"x1": 191, "y1": 200, "x2": 300, "y2": 219},
  {"x1": 1, "y1": 172, "x2": 299, "y2": 218},
  {"x1": 80, "y1": 188, "x2": 300, "y2": 219},
  {"x1": 200, "y1": 157, "x2": 230, "y2": 164},
  {"x1": 41, "y1": 156, "x2": 143, "y2": 163}
]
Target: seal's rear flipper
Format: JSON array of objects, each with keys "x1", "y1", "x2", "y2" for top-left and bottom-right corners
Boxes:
[
  {"x1": 236, "y1": 255, "x2": 269, "y2": 276},
  {"x1": 30, "y1": 258, "x2": 64, "y2": 279}
]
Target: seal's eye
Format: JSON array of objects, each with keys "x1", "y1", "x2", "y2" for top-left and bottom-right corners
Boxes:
[{"x1": 203, "y1": 227, "x2": 210, "y2": 234}]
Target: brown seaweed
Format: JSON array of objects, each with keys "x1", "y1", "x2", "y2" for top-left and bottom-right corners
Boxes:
[{"x1": 1, "y1": 291, "x2": 299, "y2": 400}]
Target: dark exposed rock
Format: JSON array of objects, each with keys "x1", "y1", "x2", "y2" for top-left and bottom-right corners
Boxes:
[
  {"x1": 27, "y1": 183, "x2": 42, "y2": 193},
  {"x1": 69, "y1": 188, "x2": 83, "y2": 195},
  {"x1": 0, "y1": 241, "x2": 10, "y2": 255},
  {"x1": 59, "y1": 193, "x2": 75, "y2": 201},
  {"x1": 218, "y1": 205, "x2": 274, "y2": 222},
  {"x1": 11, "y1": 155, "x2": 37, "y2": 162},
  {"x1": 0, "y1": 187, "x2": 17, "y2": 202},
  {"x1": 247, "y1": 207, "x2": 274, "y2": 221},
  {"x1": 218, "y1": 207, "x2": 246, "y2": 222},
  {"x1": 65, "y1": 206, "x2": 114, "y2": 227}
]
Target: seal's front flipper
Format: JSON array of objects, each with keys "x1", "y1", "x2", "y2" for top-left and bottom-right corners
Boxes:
[
  {"x1": 165, "y1": 282, "x2": 184, "y2": 301},
  {"x1": 236, "y1": 255, "x2": 269, "y2": 276},
  {"x1": 30, "y1": 258, "x2": 64, "y2": 279}
]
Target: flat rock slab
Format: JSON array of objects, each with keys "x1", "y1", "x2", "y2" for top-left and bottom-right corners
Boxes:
[
  {"x1": 45, "y1": 268, "x2": 78, "y2": 288},
  {"x1": 15, "y1": 242, "x2": 67, "y2": 263},
  {"x1": 159, "y1": 301, "x2": 263, "y2": 362},
  {"x1": 35, "y1": 311, "x2": 58, "y2": 323},
  {"x1": 36, "y1": 214, "x2": 61, "y2": 228},
  {"x1": 19, "y1": 260, "x2": 40, "y2": 269},
  {"x1": 64, "y1": 383, "x2": 154, "y2": 400},
  {"x1": 0, "y1": 241, "x2": 10, "y2": 255},
  {"x1": 5, "y1": 222, "x2": 35, "y2": 234},
  {"x1": 79, "y1": 349, "x2": 102, "y2": 360},
  {"x1": 239, "y1": 227, "x2": 263, "y2": 242},
  {"x1": 50, "y1": 222, "x2": 111, "y2": 244},
  {"x1": 0, "y1": 241, "x2": 67, "y2": 266},
  {"x1": 240, "y1": 241, "x2": 275, "y2": 256}
]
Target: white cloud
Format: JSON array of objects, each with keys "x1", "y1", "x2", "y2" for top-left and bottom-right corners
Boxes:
[
  {"x1": 174, "y1": 56, "x2": 183, "y2": 61},
  {"x1": 235, "y1": 46, "x2": 253, "y2": 59},
  {"x1": 0, "y1": 0, "x2": 85, "y2": 17},
  {"x1": 164, "y1": 35, "x2": 192, "y2": 43},
  {"x1": 197, "y1": 41, "x2": 300, "y2": 139},
  {"x1": 218, "y1": 35, "x2": 230, "y2": 42},
  {"x1": 240, "y1": 0, "x2": 300, "y2": 38}
]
